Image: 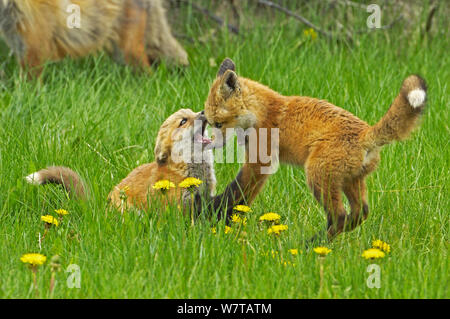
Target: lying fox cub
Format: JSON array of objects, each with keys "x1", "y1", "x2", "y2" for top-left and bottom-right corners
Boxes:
[
  {"x1": 206, "y1": 58, "x2": 427, "y2": 241},
  {"x1": 26, "y1": 109, "x2": 216, "y2": 211}
]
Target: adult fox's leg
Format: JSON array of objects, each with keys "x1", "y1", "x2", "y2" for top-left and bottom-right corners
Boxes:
[
  {"x1": 118, "y1": 0, "x2": 150, "y2": 68},
  {"x1": 19, "y1": 26, "x2": 53, "y2": 77}
]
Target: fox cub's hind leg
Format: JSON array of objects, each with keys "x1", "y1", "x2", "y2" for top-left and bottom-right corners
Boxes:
[
  {"x1": 343, "y1": 177, "x2": 369, "y2": 230},
  {"x1": 306, "y1": 152, "x2": 363, "y2": 241},
  {"x1": 306, "y1": 172, "x2": 348, "y2": 240},
  {"x1": 307, "y1": 171, "x2": 370, "y2": 242},
  {"x1": 306, "y1": 158, "x2": 344, "y2": 237}
]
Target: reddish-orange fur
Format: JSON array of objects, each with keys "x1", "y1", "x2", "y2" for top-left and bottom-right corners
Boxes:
[
  {"x1": 0, "y1": 0, "x2": 188, "y2": 77},
  {"x1": 26, "y1": 109, "x2": 215, "y2": 211},
  {"x1": 108, "y1": 162, "x2": 185, "y2": 209},
  {"x1": 206, "y1": 58, "x2": 427, "y2": 240}
]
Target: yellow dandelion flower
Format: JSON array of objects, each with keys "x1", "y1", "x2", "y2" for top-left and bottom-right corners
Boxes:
[
  {"x1": 178, "y1": 177, "x2": 203, "y2": 189},
  {"x1": 54, "y1": 209, "x2": 69, "y2": 216},
  {"x1": 41, "y1": 215, "x2": 59, "y2": 227},
  {"x1": 303, "y1": 28, "x2": 318, "y2": 40},
  {"x1": 313, "y1": 247, "x2": 332, "y2": 256},
  {"x1": 231, "y1": 214, "x2": 247, "y2": 225},
  {"x1": 372, "y1": 239, "x2": 391, "y2": 253},
  {"x1": 231, "y1": 214, "x2": 240, "y2": 223},
  {"x1": 233, "y1": 205, "x2": 252, "y2": 214},
  {"x1": 267, "y1": 224, "x2": 288, "y2": 235},
  {"x1": 288, "y1": 249, "x2": 299, "y2": 256},
  {"x1": 259, "y1": 212, "x2": 281, "y2": 222},
  {"x1": 211, "y1": 227, "x2": 217, "y2": 234},
  {"x1": 362, "y1": 248, "x2": 385, "y2": 260},
  {"x1": 20, "y1": 253, "x2": 47, "y2": 266},
  {"x1": 152, "y1": 180, "x2": 176, "y2": 191}
]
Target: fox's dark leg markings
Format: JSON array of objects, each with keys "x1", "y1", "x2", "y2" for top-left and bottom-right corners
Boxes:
[{"x1": 212, "y1": 169, "x2": 246, "y2": 221}]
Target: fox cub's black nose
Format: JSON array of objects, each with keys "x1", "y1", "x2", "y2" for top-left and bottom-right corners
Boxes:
[{"x1": 197, "y1": 111, "x2": 206, "y2": 120}]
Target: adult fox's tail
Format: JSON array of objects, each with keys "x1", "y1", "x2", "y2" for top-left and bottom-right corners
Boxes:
[
  {"x1": 361, "y1": 75, "x2": 427, "y2": 148},
  {"x1": 25, "y1": 166, "x2": 87, "y2": 199}
]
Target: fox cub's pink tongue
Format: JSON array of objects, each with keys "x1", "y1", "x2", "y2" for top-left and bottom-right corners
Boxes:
[{"x1": 194, "y1": 133, "x2": 212, "y2": 145}]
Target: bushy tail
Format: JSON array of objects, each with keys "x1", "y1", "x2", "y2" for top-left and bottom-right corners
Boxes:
[
  {"x1": 361, "y1": 75, "x2": 427, "y2": 148},
  {"x1": 25, "y1": 166, "x2": 87, "y2": 199}
]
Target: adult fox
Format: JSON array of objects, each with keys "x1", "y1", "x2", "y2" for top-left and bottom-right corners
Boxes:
[
  {"x1": 205, "y1": 58, "x2": 427, "y2": 241},
  {"x1": 0, "y1": 0, "x2": 188, "y2": 77}
]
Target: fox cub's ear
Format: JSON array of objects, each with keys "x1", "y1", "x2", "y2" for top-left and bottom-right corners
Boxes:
[
  {"x1": 220, "y1": 70, "x2": 240, "y2": 99},
  {"x1": 217, "y1": 58, "x2": 236, "y2": 77},
  {"x1": 154, "y1": 138, "x2": 170, "y2": 165}
]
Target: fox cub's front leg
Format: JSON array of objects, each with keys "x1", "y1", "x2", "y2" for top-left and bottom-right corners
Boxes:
[
  {"x1": 211, "y1": 162, "x2": 271, "y2": 220},
  {"x1": 211, "y1": 126, "x2": 279, "y2": 220}
]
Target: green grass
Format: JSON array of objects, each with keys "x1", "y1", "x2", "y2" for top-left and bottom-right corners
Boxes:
[{"x1": 0, "y1": 14, "x2": 448, "y2": 299}]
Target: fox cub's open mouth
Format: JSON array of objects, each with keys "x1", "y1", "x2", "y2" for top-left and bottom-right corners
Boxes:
[{"x1": 194, "y1": 115, "x2": 212, "y2": 145}]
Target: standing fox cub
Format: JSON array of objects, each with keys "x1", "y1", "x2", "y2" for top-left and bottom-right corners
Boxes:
[
  {"x1": 25, "y1": 109, "x2": 215, "y2": 211},
  {"x1": 206, "y1": 58, "x2": 427, "y2": 240},
  {"x1": 0, "y1": 0, "x2": 188, "y2": 76}
]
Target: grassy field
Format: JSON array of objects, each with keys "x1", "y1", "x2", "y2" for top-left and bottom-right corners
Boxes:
[{"x1": 0, "y1": 5, "x2": 448, "y2": 299}]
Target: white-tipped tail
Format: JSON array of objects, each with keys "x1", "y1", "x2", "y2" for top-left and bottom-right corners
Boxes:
[
  {"x1": 24, "y1": 166, "x2": 87, "y2": 199},
  {"x1": 25, "y1": 172, "x2": 42, "y2": 185},
  {"x1": 361, "y1": 74, "x2": 427, "y2": 148},
  {"x1": 407, "y1": 89, "x2": 426, "y2": 108}
]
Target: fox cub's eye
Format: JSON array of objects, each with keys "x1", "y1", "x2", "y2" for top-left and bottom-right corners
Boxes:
[
  {"x1": 179, "y1": 118, "x2": 188, "y2": 126},
  {"x1": 215, "y1": 123, "x2": 223, "y2": 128}
]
